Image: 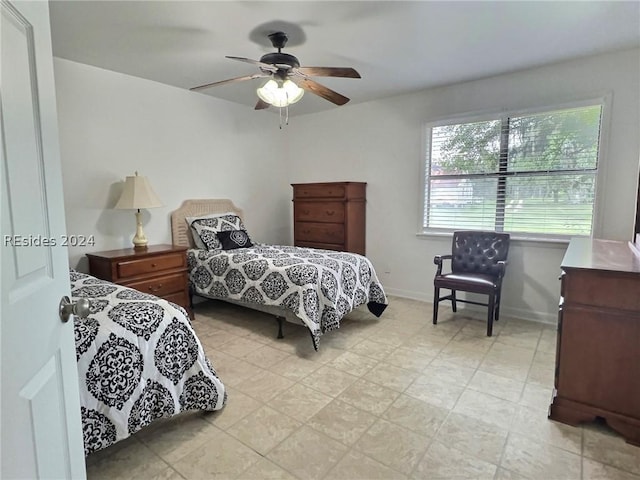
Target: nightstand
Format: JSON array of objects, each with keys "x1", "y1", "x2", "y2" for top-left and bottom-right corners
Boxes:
[{"x1": 86, "y1": 244, "x2": 192, "y2": 318}]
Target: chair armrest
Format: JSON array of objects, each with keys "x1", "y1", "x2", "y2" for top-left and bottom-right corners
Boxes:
[
  {"x1": 434, "y1": 254, "x2": 452, "y2": 276},
  {"x1": 496, "y1": 260, "x2": 508, "y2": 279}
]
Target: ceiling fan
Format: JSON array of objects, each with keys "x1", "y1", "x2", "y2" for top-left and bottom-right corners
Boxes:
[{"x1": 190, "y1": 31, "x2": 361, "y2": 110}]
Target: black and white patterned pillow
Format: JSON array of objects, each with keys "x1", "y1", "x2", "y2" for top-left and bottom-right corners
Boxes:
[
  {"x1": 186, "y1": 213, "x2": 234, "y2": 249},
  {"x1": 190, "y1": 214, "x2": 250, "y2": 251},
  {"x1": 217, "y1": 230, "x2": 253, "y2": 250}
]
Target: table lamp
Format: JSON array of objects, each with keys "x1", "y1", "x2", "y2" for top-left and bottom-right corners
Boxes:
[{"x1": 114, "y1": 172, "x2": 163, "y2": 250}]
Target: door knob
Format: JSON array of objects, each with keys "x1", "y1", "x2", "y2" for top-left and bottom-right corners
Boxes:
[{"x1": 59, "y1": 296, "x2": 90, "y2": 323}]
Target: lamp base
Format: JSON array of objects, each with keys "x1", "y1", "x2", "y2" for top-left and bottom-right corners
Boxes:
[{"x1": 132, "y1": 210, "x2": 149, "y2": 250}]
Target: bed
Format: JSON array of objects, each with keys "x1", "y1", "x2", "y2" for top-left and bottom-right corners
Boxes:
[
  {"x1": 70, "y1": 269, "x2": 227, "y2": 455},
  {"x1": 170, "y1": 199, "x2": 388, "y2": 349}
]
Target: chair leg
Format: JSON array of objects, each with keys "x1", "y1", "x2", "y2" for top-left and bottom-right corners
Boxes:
[
  {"x1": 494, "y1": 290, "x2": 501, "y2": 321},
  {"x1": 451, "y1": 290, "x2": 457, "y2": 312},
  {"x1": 433, "y1": 287, "x2": 440, "y2": 325},
  {"x1": 487, "y1": 294, "x2": 495, "y2": 336}
]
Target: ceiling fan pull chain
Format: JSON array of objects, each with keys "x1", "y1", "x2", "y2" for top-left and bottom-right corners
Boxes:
[
  {"x1": 285, "y1": 92, "x2": 290, "y2": 126},
  {"x1": 277, "y1": 93, "x2": 291, "y2": 129}
]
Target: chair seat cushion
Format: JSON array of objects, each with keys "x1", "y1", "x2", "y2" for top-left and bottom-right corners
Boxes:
[{"x1": 435, "y1": 273, "x2": 498, "y2": 291}]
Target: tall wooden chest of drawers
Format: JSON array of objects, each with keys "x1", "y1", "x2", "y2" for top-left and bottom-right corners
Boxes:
[
  {"x1": 549, "y1": 238, "x2": 640, "y2": 446},
  {"x1": 292, "y1": 182, "x2": 366, "y2": 255},
  {"x1": 86, "y1": 244, "x2": 192, "y2": 318}
]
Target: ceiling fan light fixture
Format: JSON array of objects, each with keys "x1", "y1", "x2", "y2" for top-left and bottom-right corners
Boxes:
[{"x1": 256, "y1": 79, "x2": 304, "y2": 107}]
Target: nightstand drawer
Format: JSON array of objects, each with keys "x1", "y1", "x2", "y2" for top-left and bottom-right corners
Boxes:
[
  {"x1": 163, "y1": 291, "x2": 190, "y2": 309},
  {"x1": 123, "y1": 272, "x2": 186, "y2": 297},
  {"x1": 117, "y1": 253, "x2": 185, "y2": 279},
  {"x1": 87, "y1": 244, "x2": 192, "y2": 318}
]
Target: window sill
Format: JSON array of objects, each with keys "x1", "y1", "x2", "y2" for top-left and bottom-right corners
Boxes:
[{"x1": 416, "y1": 231, "x2": 575, "y2": 248}]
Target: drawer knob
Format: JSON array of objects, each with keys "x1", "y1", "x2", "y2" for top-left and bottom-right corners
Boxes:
[
  {"x1": 148, "y1": 284, "x2": 163, "y2": 292},
  {"x1": 326, "y1": 210, "x2": 335, "y2": 216},
  {"x1": 151, "y1": 263, "x2": 157, "y2": 268}
]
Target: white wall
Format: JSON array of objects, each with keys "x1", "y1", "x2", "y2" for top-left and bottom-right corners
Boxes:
[
  {"x1": 285, "y1": 48, "x2": 640, "y2": 323},
  {"x1": 55, "y1": 49, "x2": 639, "y2": 323},
  {"x1": 54, "y1": 58, "x2": 291, "y2": 270}
]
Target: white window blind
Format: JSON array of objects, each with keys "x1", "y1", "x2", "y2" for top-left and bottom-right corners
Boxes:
[{"x1": 423, "y1": 104, "x2": 602, "y2": 238}]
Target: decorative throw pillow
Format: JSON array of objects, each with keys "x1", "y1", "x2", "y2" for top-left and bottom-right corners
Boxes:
[
  {"x1": 190, "y1": 214, "x2": 251, "y2": 251},
  {"x1": 216, "y1": 230, "x2": 253, "y2": 250}
]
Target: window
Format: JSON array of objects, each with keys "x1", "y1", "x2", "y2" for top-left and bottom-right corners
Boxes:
[{"x1": 423, "y1": 103, "x2": 603, "y2": 239}]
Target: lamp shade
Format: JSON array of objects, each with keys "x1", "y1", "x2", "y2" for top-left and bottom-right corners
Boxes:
[
  {"x1": 114, "y1": 172, "x2": 163, "y2": 210},
  {"x1": 256, "y1": 79, "x2": 304, "y2": 107}
]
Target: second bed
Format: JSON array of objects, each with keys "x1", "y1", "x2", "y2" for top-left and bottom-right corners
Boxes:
[{"x1": 171, "y1": 199, "x2": 388, "y2": 349}]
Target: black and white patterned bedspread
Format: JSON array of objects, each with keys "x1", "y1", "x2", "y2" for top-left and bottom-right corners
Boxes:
[
  {"x1": 187, "y1": 245, "x2": 388, "y2": 348},
  {"x1": 70, "y1": 270, "x2": 227, "y2": 455}
]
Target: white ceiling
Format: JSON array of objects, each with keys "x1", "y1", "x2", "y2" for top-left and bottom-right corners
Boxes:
[{"x1": 49, "y1": 1, "x2": 640, "y2": 116}]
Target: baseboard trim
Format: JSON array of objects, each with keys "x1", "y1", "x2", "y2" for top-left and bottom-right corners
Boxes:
[{"x1": 384, "y1": 288, "x2": 557, "y2": 326}]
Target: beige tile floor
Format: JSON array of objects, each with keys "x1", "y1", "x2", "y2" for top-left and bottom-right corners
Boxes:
[{"x1": 85, "y1": 296, "x2": 640, "y2": 480}]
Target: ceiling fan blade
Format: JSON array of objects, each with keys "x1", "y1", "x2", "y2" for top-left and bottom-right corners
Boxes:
[
  {"x1": 226, "y1": 56, "x2": 278, "y2": 72},
  {"x1": 296, "y1": 78, "x2": 350, "y2": 106},
  {"x1": 294, "y1": 67, "x2": 361, "y2": 79},
  {"x1": 190, "y1": 73, "x2": 269, "y2": 91},
  {"x1": 255, "y1": 99, "x2": 270, "y2": 110}
]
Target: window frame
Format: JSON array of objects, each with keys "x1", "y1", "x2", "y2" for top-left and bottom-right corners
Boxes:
[{"x1": 419, "y1": 96, "x2": 611, "y2": 242}]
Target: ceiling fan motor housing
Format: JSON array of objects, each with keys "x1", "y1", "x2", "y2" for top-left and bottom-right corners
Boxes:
[{"x1": 259, "y1": 52, "x2": 300, "y2": 70}]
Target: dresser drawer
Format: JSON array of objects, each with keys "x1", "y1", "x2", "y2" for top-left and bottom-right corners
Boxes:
[
  {"x1": 563, "y1": 270, "x2": 640, "y2": 311},
  {"x1": 558, "y1": 304, "x2": 640, "y2": 418},
  {"x1": 291, "y1": 182, "x2": 366, "y2": 255},
  {"x1": 117, "y1": 252, "x2": 185, "y2": 279},
  {"x1": 295, "y1": 202, "x2": 345, "y2": 223},
  {"x1": 295, "y1": 240, "x2": 343, "y2": 252},
  {"x1": 123, "y1": 272, "x2": 186, "y2": 297},
  {"x1": 296, "y1": 222, "x2": 345, "y2": 244},
  {"x1": 293, "y1": 184, "x2": 345, "y2": 199}
]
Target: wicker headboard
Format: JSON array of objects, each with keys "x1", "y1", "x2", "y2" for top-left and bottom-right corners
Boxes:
[{"x1": 170, "y1": 199, "x2": 245, "y2": 248}]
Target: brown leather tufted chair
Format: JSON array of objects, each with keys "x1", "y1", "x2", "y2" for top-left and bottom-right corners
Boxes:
[{"x1": 433, "y1": 231, "x2": 510, "y2": 336}]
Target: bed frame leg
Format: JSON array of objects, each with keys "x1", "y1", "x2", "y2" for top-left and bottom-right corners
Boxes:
[{"x1": 276, "y1": 317, "x2": 284, "y2": 339}]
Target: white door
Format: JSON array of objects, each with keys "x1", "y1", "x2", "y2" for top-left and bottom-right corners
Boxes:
[{"x1": 1, "y1": 1, "x2": 86, "y2": 478}]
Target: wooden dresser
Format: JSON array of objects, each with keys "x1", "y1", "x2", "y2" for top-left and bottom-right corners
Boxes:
[
  {"x1": 292, "y1": 182, "x2": 366, "y2": 255},
  {"x1": 549, "y1": 238, "x2": 640, "y2": 446},
  {"x1": 86, "y1": 244, "x2": 191, "y2": 318}
]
